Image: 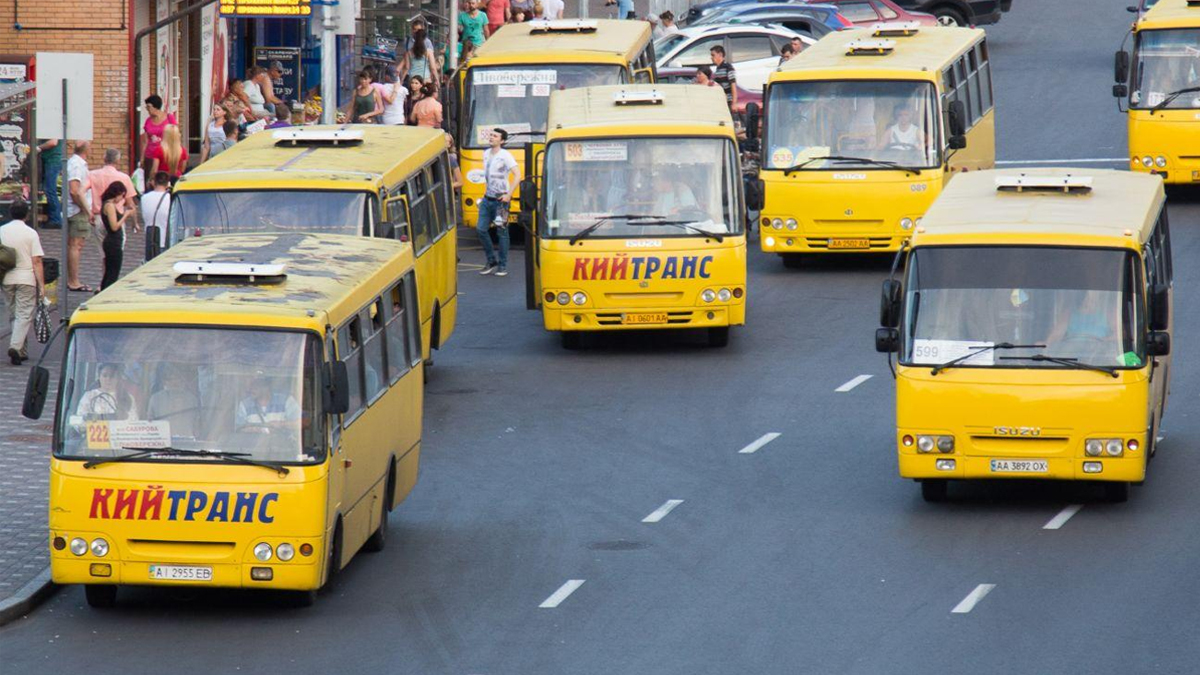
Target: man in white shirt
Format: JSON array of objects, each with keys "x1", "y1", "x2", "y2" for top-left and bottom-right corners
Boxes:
[
  {"x1": 475, "y1": 128, "x2": 520, "y2": 277},
  {"x1": 140, "y1": 171, "x2": 172, "y2": 250},
  {"x1": 0, "y1": 201, "x2": 45, "y2": 365},
  {"x1": 66, "y1": 141, "x2": 94, "y2": 292},
  {"x1": 541, "y1": 0, "x2": 564, "y2": 20}
]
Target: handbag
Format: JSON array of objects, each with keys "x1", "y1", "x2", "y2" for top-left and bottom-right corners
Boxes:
[{"x1": 33, "y1": 293, "x2": 51, "y2": 344}]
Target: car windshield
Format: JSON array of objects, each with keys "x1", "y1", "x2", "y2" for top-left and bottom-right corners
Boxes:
[
  {"x1": 654, "y1": 33, "x2": 688, "y2": 55},
  {"x1": 56, "y1": 327, "x2": 326, "y2": 464},
  {"x1": 168, "y1": 190, "x2": 367, "y2": 245},
  {"x1": 541, "y1": 137, "x2": 741, "y2": 238},
  {"x1": 765, "y1": 80, "x2": 941, "y2": 170},
  {"x1": 901, "y1": 247, "x2": 1145, "y2": 369},
  {"x1": 1131, "y1": 28, "x2": 1200, "y2": 109},
  {"x1": 463, "y1": 64, "x2": 625, "y2": 149}
]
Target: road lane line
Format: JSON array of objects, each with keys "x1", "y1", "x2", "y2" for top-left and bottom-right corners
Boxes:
[
  {"x1": 539, "y1": 580, "x2": 585, "y2": 608},
  {"x1": 996, "y1": 158, "x2": 1127, "y2": 165},
  {"x1": 1043, "y1": 504, "x2": 1083, "y2": 530},
  {"x1": 738, "y1": 432, "x2": 781, "y2": 454},
  {"x1": 951, "y1": 584, "x2": 996, "y2": 614},
  {"x1": 642, "y1": 499, "x2": 684, "y2": 523},
  {"x1": 835, "y1": 375, "x2": 872, "y2": 392}
]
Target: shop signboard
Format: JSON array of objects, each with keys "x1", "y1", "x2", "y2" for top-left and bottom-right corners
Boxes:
[
  {"x1": 219, "y1": 0, "x2": 312, "y2": 17},
  {"x1": 253, "y1": 47, "x2": 302, "y2": 105}
]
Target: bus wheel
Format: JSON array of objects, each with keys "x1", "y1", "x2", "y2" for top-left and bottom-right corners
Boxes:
[
  {"x1": 561, "y1": 332, "x2": 582, "y2": 350},
  {"x1": 324, "y1": 522, "x2": 343, "y2": 590},
  {"x1": 921, "y1": 479, "x2": 948, "y2": 503},
  {"x1": 781, "y1": 254, "x2": 804, "y2": 269},
  {"x1": 707, "y1": 327, "x2": 730, "y2": 348},
  {"x1": 1104, "y1": 481, "x2": 1129, "y2": 503},
  {"x1": 286, "y1": 590, "x2": 317, "y2": 608},
  {"x1": 364, "y1": 472, "x2": 393, "y2": 553},
  {"x1": 85, "y1": 584, "x2": 117, "y2": 609}
]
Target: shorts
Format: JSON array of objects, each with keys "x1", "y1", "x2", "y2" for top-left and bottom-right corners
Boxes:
[{"x1": 68, "y1": 213, "x2": 92, "y2": 238}]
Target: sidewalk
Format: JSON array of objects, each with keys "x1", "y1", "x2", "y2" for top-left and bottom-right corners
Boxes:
[{"x1": 0, "y1": 224, "x2": 144, "y2": 624}]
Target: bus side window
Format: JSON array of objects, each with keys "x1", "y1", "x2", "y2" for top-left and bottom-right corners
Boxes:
[
  {"x1": 1158, "y1": 210, "x2": 1173, "y2": 283},
  {"x1": 385, "y1": 282, "x2": 411, "y2": 383},
  {"x1": 977, "y1": 41, "x2": 993, "y2": 113},
  {"x1": 954, "y1": 58, "x2": 975, "y2": 128},
  {"x1": 361, "y1": 300, "x2": 387, "y2": 403},
  {"x1": 966, "y1": 48, "x2": 983, "y2": 123},
  {"x1": 431, "y1": 157, "x2": 455, "y2": 235},
  {"x1": 386, "y1": 186, "x2": 411, "y2": 242},
  {"x1": 403, "y1": 272, "x2": 423, "y2": 365},
  {"x1": 338, "y1": 320, "x2": 366, "y2": 424},
  {"x1": 407, "y1": 174, "x2": 433, "y2": 253},
  {"x1": 425, "y1": 163, "x2": 447, "y2": 238}
]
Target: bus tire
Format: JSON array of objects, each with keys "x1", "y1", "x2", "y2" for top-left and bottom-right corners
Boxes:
[
  {"x1": 921, "y1": 479, "x2": 948, "y2": 503},
  {"x1": 561, "y1": 332, "x2": 582, "y2": 350},
  {"x1": 324, "y1": 520, "x2": 343, "y2": 590},
  {"x1": 707, "y1": 326, "x2": 730, "y2": 348},
  {"x1": 364, "y1": 497, "x2": 388, "y2": 553},
  {"x1": 781, "y1": 254, "x2": 804, "y2": 269},
  {"x1": 85, "y1": 584, "x2": 117, "y2": 609},
  {"x1": 286, "y1": 590, "x2": 317, "y2": 608},
  {"x1": 1104, "y1": 481, "x2": 1129, "y2": 503},
  {"x1": 933, "y1": 5, "x2": 967, "y2": 26},
  {"x1": 430, "y1": 304, "x2": 441, "y2": 351}
]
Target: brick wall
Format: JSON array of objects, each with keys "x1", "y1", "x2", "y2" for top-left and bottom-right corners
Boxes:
[{"x1": 3, "y1": 0, "x2": 133, "y2": 167}]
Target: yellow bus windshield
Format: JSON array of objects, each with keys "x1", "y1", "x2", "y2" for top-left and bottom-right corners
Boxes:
[
  {"x1": 765, "y1": 80, "x2": 941, "y2": 171},
  {"x1": 542, "y1": 137, "x2": 741, "y2": 239},
  {"x1": 169, "y1": 190, "x2": 368, "y2": 245},
  {"x1": 463, "y1": 64, "x2": 625, "y2": 148},
  {"x1": 57, "y1": 327, "x2": 327, "y2": 464},
  {"x1": 901, "y1": 247, "x2": 1145, "y2": 370},
  {"x1": 1131, "y1": 28, "x2": 1200, "y2": 110}
]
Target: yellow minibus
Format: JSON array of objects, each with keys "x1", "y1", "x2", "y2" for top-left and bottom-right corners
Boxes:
[
  {"x1": 518, "y1": 85, "x2": 751, "y2": 348},
  {"x1": 875, "y1": 169, "x2": 1172, "y2": 503},
  {"x1": 164, "y1": 126, "x2": 456, "y2": 364},
  {"x1": 449, "y1": 19, "x2": 657, "y2": 230},
  {"x1": 1115, "y1": 0, "x2": 1200, "y2": 183},
  {"x1": 23, "y1": 233, "x2": 425, "y2": 606},
  {"x1": 757, "y1": 24, "x2": 995, "y2": 266}
]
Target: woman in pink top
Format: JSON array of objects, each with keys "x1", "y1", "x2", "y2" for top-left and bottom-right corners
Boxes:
[
  {"x1": 410, "y1": 84, "x2": 443, "y2": 128},
  {"x1": 141, "y1": 95, "x2": 176, "y2": 174}
]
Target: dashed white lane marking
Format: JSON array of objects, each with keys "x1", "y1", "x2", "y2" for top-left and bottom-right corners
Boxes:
[
  {"x1": 738, "y1": 432, "x2": 781, "y2": 454},
  {"x1": 539, "y1": 580, "x2": 586, "y2": 608},
  {"x1": 1043, "y1": 504, "x2": 1083, "y2": 530},
  {"x1": 952, "y1": 584, "x2": 996, "y2": 614},
  {"x1": 835, "y1": 375, "x2": 872, "y2": 392},
  {"x1": 996, "y1": 158, "x2": 1127, "y2": 165},
  {"x1": 642, "y1": 499, "x2": 684, "y2": 523}
]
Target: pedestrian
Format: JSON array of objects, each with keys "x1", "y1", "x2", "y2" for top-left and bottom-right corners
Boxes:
[
  {"x1": 380, "y1": 67, "x2": 409, "y2": 125},
  {"x1": 405, "y1": 16, "x2": 438, "y2": 55},
  {"x1": 540, "y1": 0, "x2": 564, "y2": 20},
  {"x1": 780, "y1": 43, "x2": 795, "y2": 63},
  {"x1": 348, "y1": 70, "x2": 384, "y2": 123},
  {"x1": 98, "y1": 182, "x2": 131, "y2": 291},
  {"x1": 88, "y1": 149, "x2": 138, "y2": 236},
  {"x1": 659, "y1": 11, "x2": 679, "y2": 35},
  {"x1": 220, "y1": 120, "x2": 240, "y2": 151},
  {"x1": 511, "y1": 0, "x2": 534, "y2": 22},
  {"x1": 461, "y1": 0, "x2": 490, "y2": 46},
  {"x1": 446, "y1": 132, "x2": 464, "y2": 191},
  {"x1": 406, "y1": 75, "x2": 426, "y2": 123},
  {"x1": 35, "y1": 138, "x2": 63, "y2": 229},
  {"x1": 140, "y1": 95, "x2": 176, "y2": 175},
  {"x1": 0, "y1": 201, "x2": 44, "y2": 365},
  {"x1": 227, "y1": 78, "x2": 262, "y2": 123},
  {"x1": 616, "y1": 0, "x2": 635, "y2": 20},
  {"x1": 266, "y1": 103, "x2": 293, "y2": 129},
  {"x1": 400, "y1": 30, "x2": 440, "y2": 90},
  {"x1": 710, "y1": 45, "x2": 738, "y2": 111},
  {"x1": 511, "y1": 8, "x2": 527, "y2": 22},
  {"x1": 790, "y1": 36, "x2": 803, "y2": 56},
  {"x1": 411, "y1": 83, "x2": 444, "y2": 128},
  {"x1": 694, "y1": 65, "x2": 717, "y2": 87},
  {"x1": 140, "y1": 171, "x2": 171, "y2": 250},
  {"x1": 476, "y1": 128, "x2": 519, "y2": 277},
  {"x1": 66, "y1": 141, "x2": 94, "y2": 293},
  {"x1": 199, "y1": 104, "x2": 228, "y2": 164},
  {"x1": 148, "y1": 125, "x2": 189, "y2": 181},
  {"x1": 243, "y1": 66, "x2": 271, "y2": 119},
  {"x1": 485, "y1": 0, "x2": 510, "y2": 36},
  {"x1": 262, "y1": 61, "x2": 287, "y2": 114}
]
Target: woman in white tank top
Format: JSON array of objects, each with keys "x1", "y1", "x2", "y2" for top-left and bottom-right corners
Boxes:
[{"x1": 882, "y1": 107, "x2": 925, "y2": 148}]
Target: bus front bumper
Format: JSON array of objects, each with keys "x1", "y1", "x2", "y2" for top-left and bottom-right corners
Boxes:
[
  {"x1": 898, "y1": 453, "x2": 1146, "y2": 483},
  {"x1": 761, "y1": 232, "x2": 910, "y2": 254},
  {"x1": 544, "y1": 304, "x2": 744, "y2": 331}
]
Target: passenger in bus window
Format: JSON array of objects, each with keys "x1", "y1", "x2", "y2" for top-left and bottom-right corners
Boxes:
[
  {"x1": 879, "y1": 107, "x2": 925, "y2": 151},
  {"x1": 236, "y1": 373, "x2": 301, "y2": 432},
  {"x1": 76, "y1": 364, "x2": 138, "y2": 421}
]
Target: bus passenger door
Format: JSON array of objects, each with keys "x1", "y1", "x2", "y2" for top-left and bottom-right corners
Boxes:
[
  {"x1": 384, "y1": 195, "x2": 411, "y2": 244},
  {"x1": 325, "y1": 335, "x2": 347, "y2": 574},
  {"x1": 520, "y1": 144, "x2": 545, "y2": 310}
]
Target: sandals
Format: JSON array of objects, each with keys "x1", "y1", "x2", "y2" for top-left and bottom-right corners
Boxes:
[{"x1": 68, "y1": 284, "x2": 95, "y2": 292}]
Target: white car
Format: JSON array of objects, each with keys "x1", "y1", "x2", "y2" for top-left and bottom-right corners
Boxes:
[{"x1": 654, "y1": 24, "x2": 817, "y2": 93}]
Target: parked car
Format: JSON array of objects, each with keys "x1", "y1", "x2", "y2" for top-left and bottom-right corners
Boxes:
[
  {"x1": 686, "y1": 0, "x2": 847, "y2": 29},
  {"x1": 693, "y1": 4, "x2": 851, "y2": 38},
  {"x1": 796, "y1": 0, "x2": 939, "y2": 26},
  {"x1": 657, "y1": 66, "x2": 764, "y2": 116},
  {"x1": 655, "y1": 24, "x2": 818, "y2": 92},
  {"x1": 890, "y1": 0, "x2": 1002, "y2": 25}
]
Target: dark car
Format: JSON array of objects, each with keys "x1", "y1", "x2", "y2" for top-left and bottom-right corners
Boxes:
[{"x1": 890, "y1": 0, "x2": 1002, "y2": 25}]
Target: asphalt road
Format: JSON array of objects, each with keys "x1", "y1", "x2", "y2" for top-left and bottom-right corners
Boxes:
[{"x1": 6, "y1": 2, "x2": 1200, "y2": 673}]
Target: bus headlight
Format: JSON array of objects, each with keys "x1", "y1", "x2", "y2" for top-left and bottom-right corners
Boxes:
[
  {"x1": 900, "y1": 218, "x2": 914, "y2": 230},
  {"x1": 1105, "y1": 439, "x2": 1124, "y2": 457},
  {"x1": 69, "y1": 537, "x2": 88, "y2": 556},
  {"x1": 1142, "y1": 156, "x2": 1154, "y2": 167},
  {"x1": 717, "y1": 288, "x2": 732, "y2": 302},
  {"x1": 771, "y1": 218, "x2": 784, "y2": 230},
  {"x1": 90, "y1": 538, "x2": 109, "y2": 557},
  {"x1": 785, "y1": 219, "x2": 798, "y2": 230},
  {"x1": 1156, "y1": 155, "x2": 1167, "y2": 168},
  {"x1": 1085, "y1": 439, "x2": 1103, "y2": 456},
  {"x1": 701, "y1": 289, "x2": 716, "y2": 303},
  {"x1": 936, "y1": 436, "x2": 955, "y2": 453},
  {"x1": 253, "y1": 543, "x2": 273, "y2": 561},
  {"x1": 572, "y1": 292, "x2": 587, "y2": 306},
  {"x1": 916, "y1": 435, "x2": 935, "y2": 453},
  {"x1": 557, "y1": 292, "x2": 570, "y2": 306},
  {"x1": 276, "y1": 543, "x2": 295, "y2": 562}
]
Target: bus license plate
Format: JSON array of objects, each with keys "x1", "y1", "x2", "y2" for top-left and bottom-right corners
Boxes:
[
  {"x1": 990, "y1": 459, "x2": 1048, "y2": 474},
  {"x1": 623, "y1": 313, "x2": 668, "y2": 325},
  {"x1": 828, "y1": 238, "x2": 870, "y2": 249},
  {"x1": 149, "y1": 564, "x2": 213, "y2": 581}
]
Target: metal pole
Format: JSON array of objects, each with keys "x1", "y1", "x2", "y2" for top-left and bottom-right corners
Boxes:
[
  {"x1": 58, "y1": 80, "x2": 68, "y2": 318},
  {"x1": 580, "y1": 0, "x2": 588, "y2": 19},
  {"x1": 450, "y1": 0, "x2": 459, "y2": 71},
  {"x1": 321, "y1": 2, "x2": 337, "y2": 124}
]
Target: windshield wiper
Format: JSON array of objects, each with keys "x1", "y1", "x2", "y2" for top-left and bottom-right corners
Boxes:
[
  {"x1": 642, "y1": 219, "x2": 726, "y2": 242},
  {"x1": 569, "y1": 214, "x2": 667, "y2": 245},
  {"x1": 930, "y1": 342, "x2": 1045, "y2": 376},
  {"x1": 84, "y1": 446, "x2": 290, "y2": 476},
  {"x1": 781, "y1": 155, "x2": 921, "y2": 176},
  {"x1": 1150, "y1": 86, "x2": 1200, "y2": 114},
  {"x1": 998, "y1": 354, "x2": 1120, "y2": 378}
]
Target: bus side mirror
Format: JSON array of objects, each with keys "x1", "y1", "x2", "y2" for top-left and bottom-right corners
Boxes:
[
  {"x1": 519, "y1": 179, "x2": 537, "y2": 213},
  {"x1": 880, "y1": 279, "x2": 901, "y2": 328},
  {"x1": 744, "y1": 102, "x2": 761, "y2": 141},
  {"x1": 1113, "y1": 84, "x2": 1129, "y2": 99},
  {"x1": 324, "y1": 361, "x2": 350, "y2": 415},
  {"x1": 1147, "y1": 331, "x2": 1170, "y2": 356},
  {"x1": 948, "y1": 135, "x2": 967, "y2": 150},
  {"x1": 1127, "y1": 5, "x2": 1138, "y2": 12},
  {"x1": 1115, "y1": 50, "x2": 1130, "y2": 83},
  {"x1": 1150, "y1": 283, "x2": 1169, "y2": 331},
  {"x1": 876, "y1": 328, "x2": 899, "y2": 353},
  {"x1": 745, "y1": 178, "x2": 765, "y2": 212},
  {"x1": 145, "y1": 226, "x2": 161, "y2": 260},
  {"x1": 947, "y1": 100, "x2": 967, "y2": 137},
  {"x1": 22, "y1": 366, "x2": 50, "y2": 420}
]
